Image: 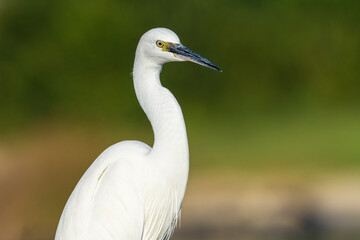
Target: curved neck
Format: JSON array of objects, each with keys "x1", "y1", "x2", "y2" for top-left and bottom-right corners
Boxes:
[{"x1": 133, "y1": 56, "x2": 188, "y2": 159}]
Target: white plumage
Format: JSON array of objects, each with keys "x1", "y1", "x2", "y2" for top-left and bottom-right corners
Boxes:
[{"x1": 55, "y1": 28, "x2": 220, "y2": 240}]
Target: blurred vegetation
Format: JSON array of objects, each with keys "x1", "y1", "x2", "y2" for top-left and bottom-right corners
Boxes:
[
  {"x1": 0, "y1": 0, "x2": 360, "y2": 170},
  {"x1": 1, "y1": 1, "x2": 360, "y2": 239}
]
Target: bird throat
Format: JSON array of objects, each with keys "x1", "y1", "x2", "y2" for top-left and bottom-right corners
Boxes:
[{"x1": 133, "y1": 58, "x2": 189, "y2": 162}]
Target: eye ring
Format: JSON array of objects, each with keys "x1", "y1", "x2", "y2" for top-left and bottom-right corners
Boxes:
[{"x1": 156, "y1": 40, "x2": 165, "y2": 48}]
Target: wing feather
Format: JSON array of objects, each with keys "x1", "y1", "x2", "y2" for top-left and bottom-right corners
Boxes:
[{"x1": 55, "y1": 141, "x2": 151, "y2": 240}]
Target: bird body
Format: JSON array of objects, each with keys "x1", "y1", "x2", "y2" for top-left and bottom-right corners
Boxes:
[{"x1": 55, "y1": 28, "x2": 220, "y2": 240}]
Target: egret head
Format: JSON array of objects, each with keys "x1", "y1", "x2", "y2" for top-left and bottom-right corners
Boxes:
[{"x1": 136, "y1": 28, "x2": 221, "y2": 71}]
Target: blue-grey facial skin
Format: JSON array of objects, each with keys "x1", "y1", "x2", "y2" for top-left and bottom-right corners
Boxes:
[{"x1": 167, "y1": 44, "x2": 222, "y2": 71}]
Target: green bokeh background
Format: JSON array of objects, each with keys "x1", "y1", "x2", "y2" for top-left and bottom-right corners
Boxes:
[
  {"x1": 1, "y1": 0, "x2": 359, "y2": 170},
  {"x1": 0, "y1": 0, "x2": 360, "y2": 239},
  {"x1": 1, "y1": 0, "x2": 360, "y2": 170}
]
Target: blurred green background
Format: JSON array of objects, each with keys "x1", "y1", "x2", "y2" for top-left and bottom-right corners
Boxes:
[{"x1": 0, "y1": 0, "x2": 359, "y2": 240}]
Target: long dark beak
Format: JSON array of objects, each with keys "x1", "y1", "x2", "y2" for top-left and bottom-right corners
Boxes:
[{"x1": 167, "y1": 44, "x2": 222, "y2": 71}]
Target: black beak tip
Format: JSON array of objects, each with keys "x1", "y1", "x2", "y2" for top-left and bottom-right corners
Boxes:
[
  {"x1": 212, "y1": 64, "x2": 222, "y2": 72},
  {"x1": 206, "y1": 60, "x2": 221, "y2": 72}
]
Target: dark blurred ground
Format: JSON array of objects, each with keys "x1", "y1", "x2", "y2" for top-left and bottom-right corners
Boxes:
[
  {"x1": 1, "y1": 123, "x2": 359, "y2": 240},
  {"x1": 1, "y1": 0, "x2": 360, "y2": 239},
  {"x1": 173, "y1": 173, "x2": 360, "y2": 240}
]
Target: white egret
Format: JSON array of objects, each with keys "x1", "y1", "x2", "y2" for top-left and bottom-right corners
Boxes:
[{"x1": 55, "y1": 28, "x2": 221, "y2": 240}]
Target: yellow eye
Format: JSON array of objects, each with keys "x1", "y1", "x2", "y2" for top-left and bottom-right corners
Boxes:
[{"x1": 156, "y1": 40, "x2": 165, "y2": 48}]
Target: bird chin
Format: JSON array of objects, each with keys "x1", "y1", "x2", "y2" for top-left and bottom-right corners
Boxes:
[
  {"x1": 175, "y1": 54, "x2": 206, "y2": 67},
  {"x1": 173, "y1": 53, "x2": 187, "y2": 62}
]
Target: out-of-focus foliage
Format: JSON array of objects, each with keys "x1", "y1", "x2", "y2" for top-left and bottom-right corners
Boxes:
[
  {"x1": 1, "y1": 0, "x2": 359, "y2": 129},
  {"x1": 1, "y1": 2, "x2": 360, "y2": 239},
  {"x1": 0, "y1": 0, "x2": 360, "y2": 170}
]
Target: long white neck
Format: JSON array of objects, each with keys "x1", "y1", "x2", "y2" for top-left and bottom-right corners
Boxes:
[{"x1": 133, "y1": 55, "x2": 189, "y2": 163}]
